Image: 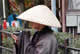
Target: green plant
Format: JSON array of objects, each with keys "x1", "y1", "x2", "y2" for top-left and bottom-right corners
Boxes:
[
  {"x1": 55, "y1": 32, "x2": 72, "y2": 45},
  {"x1": 55, "y1": 32, "x2": 72, "y2": 54},
  {"x1": 4, "y1": 26, "x2": 23, "y2": 33},
  {"x1": 2, "y1": 35, "x2": 14, "y2": 48},
  {"x1": 55, "y1": 32, "x2": 80, "y2": 54},
  {"x1": 72, "y1": 37, "x2": 80, "y2": 48}
]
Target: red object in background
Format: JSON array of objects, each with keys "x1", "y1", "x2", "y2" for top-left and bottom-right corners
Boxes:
[
  {"x1": 1, "y1": 33, "x2": 4, "y2": 41},
  {"x1": 12, "y1": 21, "x2": 15, "y2": 27},
  {"x1": 3, "y1": 20, "x2": 7, "y2": 29}
]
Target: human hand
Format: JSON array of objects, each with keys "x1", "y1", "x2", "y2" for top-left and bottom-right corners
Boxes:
[{"x1": 11, "y1": 34, "x2": 18, "y2": 41}]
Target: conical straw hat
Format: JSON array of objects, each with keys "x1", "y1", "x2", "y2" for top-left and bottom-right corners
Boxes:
[{"x1": 17, "y1": 5, "x2": 61, "y2": 27}]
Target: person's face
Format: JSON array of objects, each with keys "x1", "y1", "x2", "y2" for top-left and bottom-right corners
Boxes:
[{"x1": 29, "y1": 22, "x2": 45, "y2": 31}]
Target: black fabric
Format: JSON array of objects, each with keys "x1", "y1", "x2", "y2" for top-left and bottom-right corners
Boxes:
[
  {"x1": 25, "y1": 26, "x2": 53, "y2": 53},
  {"x1": 14, "y1": 26, "x2": 57, "y2": 54},
  {"x1": 14, "y1": 31, "x2": 31, "y2": 54},
  {"x1": 31, "y1": 26, "x2": 53, "y2": 45},
  {"x1": 14, "y1": 43, "x2": 18, "y2": 54}
]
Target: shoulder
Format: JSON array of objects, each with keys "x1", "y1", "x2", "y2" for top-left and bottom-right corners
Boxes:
[
  {"x1": 39, "y1": 33, "x2": 57, "y2": 43},
  {"x1": 47, "y1": 33, "x2": 57, "y2": 43},
  {"x1": 44, "y1": 33, "x2": 57, "y2": 41},
  {"x1": 36, "y1": 33, "x2": 57, "y2": 47}
]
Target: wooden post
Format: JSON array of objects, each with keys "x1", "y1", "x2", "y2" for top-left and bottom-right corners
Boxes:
[{"x1": 62, "y1": 0, "x2": 66, "y2": 32}]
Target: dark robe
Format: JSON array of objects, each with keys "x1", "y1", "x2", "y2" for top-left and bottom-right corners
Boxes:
[{"x1": 14, "y1": 26, "x2": 58, "y2": 54}]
